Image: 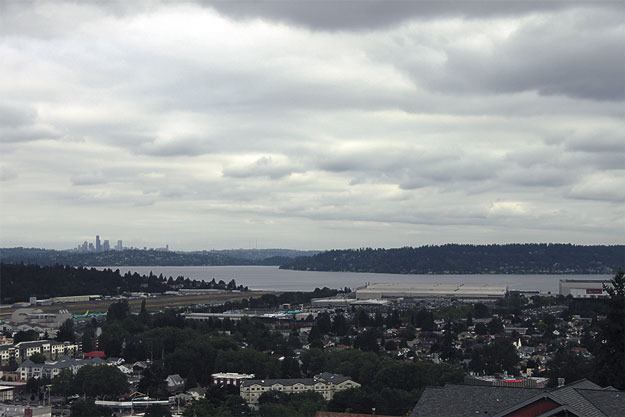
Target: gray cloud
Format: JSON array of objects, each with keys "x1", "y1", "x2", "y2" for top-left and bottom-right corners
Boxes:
[
  {"x1": 223, "y1": 156, "x2": 304, "y2": 179},
  {"x1": 0, "y1": 1, "x2": 623, "y2": 249},
  {"x1": 0, "y1": 103, "x2": 60, "y2": 143},
  {"x1": 0, "y1": 164, "x2": 18, "y2": 182},
  {"x1": 376, "y1": 8, "x2": 625, "y2": 101},
  {"x1": 204, "y1": 1, "x2": 618, "y2": 31}
]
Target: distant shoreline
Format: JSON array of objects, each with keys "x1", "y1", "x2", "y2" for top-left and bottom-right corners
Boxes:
[{"x1": 98, "y1": 265, "x2": 612, "y2": 275}]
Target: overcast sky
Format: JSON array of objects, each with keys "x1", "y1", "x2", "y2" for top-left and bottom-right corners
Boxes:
[{"x1": 0, "y1": 0, "x2": 623, "y2": 250}]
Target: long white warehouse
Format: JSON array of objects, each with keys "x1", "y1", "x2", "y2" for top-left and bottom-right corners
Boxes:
[
  {"x1": 559, "y1": 279, "x2": 612, "y2": 298},
  {"x1": 355, "y1": 283, "x2": 507, "y2": 300}
]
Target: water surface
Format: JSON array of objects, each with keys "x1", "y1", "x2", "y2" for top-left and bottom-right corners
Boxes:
[{"x1": 98, "y1": 265, "x2": 611, "y2": 294}]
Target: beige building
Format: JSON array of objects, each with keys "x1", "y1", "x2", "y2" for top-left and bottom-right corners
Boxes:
[
  {"x1": 0, "y1": 386, "x2": 14, "y2": 401},
  {"x1": 240, "y1": 373, "x2": 360, "y2": 407},
  {"x1": 0, "y1": 345, "x2": 20, "y2": 364},
  {"x1": 16, "y1": 340, "x2": 79, "y2": 360}
]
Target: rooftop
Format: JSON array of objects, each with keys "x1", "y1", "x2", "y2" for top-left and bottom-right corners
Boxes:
[
  {"x1": 411, "y1": 379, "x2": 624, "y2": 417},
  {"x1": 241, "y1": 373, "x2": 353, "y2": 388}
]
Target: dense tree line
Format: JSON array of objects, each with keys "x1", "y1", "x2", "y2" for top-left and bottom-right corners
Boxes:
[
  {"x1": 0, "y1": 247, "x2": 316, "y2": 267},
  {"x1": 52, "y1": 366, "x2": 129, "y2": 399},
  {"x1": 0, "y1": 263, "x2": 247, "y2": 303},
  {"x1": 281, "y1": 244, "x2": 624, "y2": 274},
  {"x1": 95, "y1": 296, "x2": 462, "y2": 416}
]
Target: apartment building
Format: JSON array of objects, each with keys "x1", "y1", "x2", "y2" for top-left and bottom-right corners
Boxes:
[{"x1": 240, "y1": 373, "x2": 360, "y2": 406}]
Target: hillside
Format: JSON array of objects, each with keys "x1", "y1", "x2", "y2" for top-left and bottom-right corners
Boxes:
[
  {"x1": 0, "y1": 247, "x2": 317, "y2": 267},
  {"x1": 0, "y1": 263, "x2": 249, "y2": 303},
  {"x1": 280, "y1": 244, "x2": 625, "y2": 274}
]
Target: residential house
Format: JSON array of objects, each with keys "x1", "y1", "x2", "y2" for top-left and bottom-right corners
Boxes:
[
  {"x1": 17, "y1": 357, "x2": 106, "y2": 380},
  {"x1": 411, "y1": 379, "x2": 624, "y2": 417},
  {"x1": 165, "y1": 374, "x2": 185, "y2": 393}
]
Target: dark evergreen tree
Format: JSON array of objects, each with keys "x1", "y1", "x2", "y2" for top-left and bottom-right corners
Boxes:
[
  {"x1": 57, "y1": 319, "x2": 75, "y2": 343},
  {"x1": 594, "y1": 271, "x2": 625, "y2": 389}
]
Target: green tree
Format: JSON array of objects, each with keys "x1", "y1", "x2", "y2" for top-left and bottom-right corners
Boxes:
[
  {"x1": 466, "y1": 311, "x2": 473, "y2": 327},
  {"x1": 475, "y1": 322, "x2": 488, "y2": 335},
  {"x1": 73, "y1": 365, "x2": 129, "y2": 399},
  {"x1": 81, "y1": 326, "x2": 96, "y2": 353},
  {"x1": 594, "y1": 271, "x2": 625, "y2": 389},
  {"x1": 52, "y1": 369, "x2": 75, "y2": 398},
  {"x1": 14, "y1": 330, "x2": 38, "y2": 343},
  {"x1": 139, "y1": 298, "x2": 150, "y2": 323},
  {"x1": 107, "y1": 300, "x2": 130, "y2": 321},
  {"x1": 332, "y1": 313, "x2": 348, "y2": 336},
  {"x1": 70, "y1": 399, "x2": 108, "y2": 417},
  {"x1": 547, "y1": 349, "x2": 594, "y2": 387},
  {"x1": 473, "y1": 303, "x2": 490, "y2": 319},
  {"x1": 487, "y1": 317, "x2": 504, "y2": 335},
  {"x1": 354, "y1": 329, "x2": 379, "y2": 352},
  {"x1": 473, "y1": 338, "x2": 519, "y2": 374},
  {"x1": 57, "y1": 318, "x2": 76, "y2": 343},
  {"x1": 258, "y1": 391, "x2": 325, "y2": 417},
  {"x1": 280, "y1": 357, "x2": 301, "y2": 378},
  {"x1": 138, "y1": 364, "x2": 169, "y2": 398},
  {"x1": 185, "y1": 368, "x2": 198, "y2": 390},
  {"x1": 29, "y1": 352, "x2": 46, "y2": 364},
  {"x1": 182, "y1": 389, "x2": 251, "y2": 417},
  {"x1": 144, "y1": 405, "x2": 172, "y2": 417}
]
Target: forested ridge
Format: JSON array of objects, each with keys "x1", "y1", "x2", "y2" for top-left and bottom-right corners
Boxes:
[
  {"x1": 280, "y1": 244, "x2": 624, "y2": 274},
  {"x1": 0, "y1": 263, "x2": 247, "y2": 303},
  {"x1": 0, "y1": 247, "x2": 316, "y2": 267}
]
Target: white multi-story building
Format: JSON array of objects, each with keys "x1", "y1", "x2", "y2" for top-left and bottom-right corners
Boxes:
[
  {"x1": 212, "y1": 372, "x2": 255, "y2": 387},
  {"x1": 0, "y1": 345, "x2": 20, "y2": 364},
  {"x1": 17, "y1": 357, "x2": 107, "y2": 381},
  {"x1": 15, "y1": 340, "x2": 79, "y2": 360},
  {"x1": 240, "y1": 373, "x2": 360, "y2": 407}
]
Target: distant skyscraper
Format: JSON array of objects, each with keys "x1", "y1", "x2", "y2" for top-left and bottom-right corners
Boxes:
[
  {"x1": 95, "y1": 235, "x2": 101, "y2": 252},
  {"x1": 116, "y1": 240, "x2": 123, "y2": 250},
  {"x1": 103, "y1": 240, "x2": 110, "y2": 251}
]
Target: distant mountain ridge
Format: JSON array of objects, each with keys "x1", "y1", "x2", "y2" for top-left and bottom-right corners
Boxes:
[
  {"x1": 0, "y1": 247, "x2": 318, "y2": 267},
  {"x1": 279, "y1": 244, "x2": 625, "y2": 274}
]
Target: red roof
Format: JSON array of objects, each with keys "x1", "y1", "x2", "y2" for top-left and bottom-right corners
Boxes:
[{"x1": 84, "y1": 351, "x2": 106, "y2": 359}]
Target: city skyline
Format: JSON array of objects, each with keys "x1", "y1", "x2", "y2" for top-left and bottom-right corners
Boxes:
[
  {"x1": 74, "y1": 235, "x2": 169, "y2": 252},
  {"x1": 1, "y1": 1, "x2": 623, "y2": 250}
]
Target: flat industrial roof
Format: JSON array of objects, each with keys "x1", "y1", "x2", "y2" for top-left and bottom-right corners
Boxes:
[{"x1": 357, "y1": 283, "x2": 507, "y2": 294}]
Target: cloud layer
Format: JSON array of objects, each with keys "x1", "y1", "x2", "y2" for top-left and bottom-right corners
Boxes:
[{"x1": 0, "y1": 1, "x2": 623, "y2": 249}]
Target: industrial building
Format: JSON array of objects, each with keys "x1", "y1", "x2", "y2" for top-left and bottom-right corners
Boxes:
[
  {"x1": 558, "y1": 279, "x2": 612, "y2": 298},
  {"x1": 355, "y1": 283, "x2": 507, "y2": 300}
]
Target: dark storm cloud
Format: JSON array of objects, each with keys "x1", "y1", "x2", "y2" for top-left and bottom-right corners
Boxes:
[
  {"x1": 379, "y1": 7, "x2": 625, "y2": 101},
  {"x1": 204, "y1": 0, "x2": 618, "y2": 31}
]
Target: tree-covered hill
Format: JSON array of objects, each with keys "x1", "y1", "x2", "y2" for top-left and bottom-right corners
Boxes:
[
  {"x1": 280, "y1": 244, "x2": 625, "y2": 274},
  {"x1": 0, "y1": 263, "x2": 247, "y2": 303},
  {"x1": 0, "y1": 247, "x2": 317, "y2": 267}
]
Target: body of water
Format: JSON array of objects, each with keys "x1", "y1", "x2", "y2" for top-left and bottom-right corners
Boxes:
[{"x1": 99, "y1": 265, "x2": 612, "y2": 294}]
